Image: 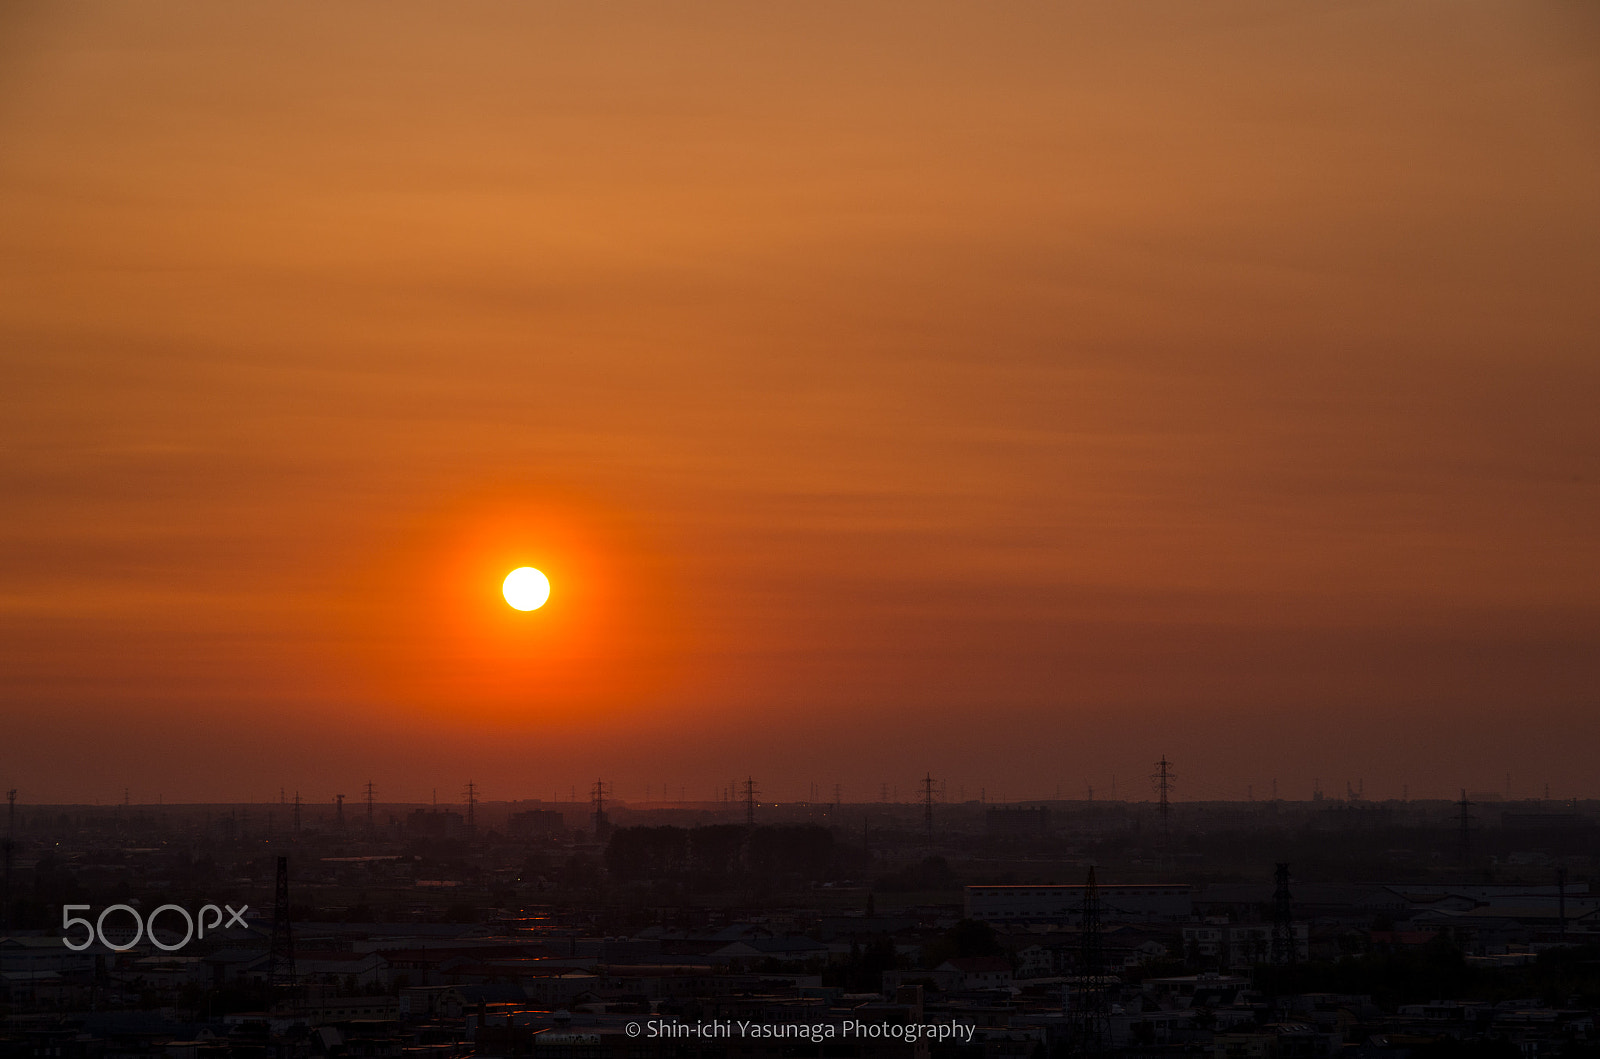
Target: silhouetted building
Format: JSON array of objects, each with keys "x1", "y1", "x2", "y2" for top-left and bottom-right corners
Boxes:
[
  {"x1": 508, "y1": 809, "x2": 567, "y2": 839},
  {"x1": 984, "y1": 806, "x2": 1051, "y2": 835},
  {"x1": 408, "y1": 809, "x2": 464, "y2": 836},
  {"x1": 966, "y1": 883, "x2": 1192, "y2": 922}
]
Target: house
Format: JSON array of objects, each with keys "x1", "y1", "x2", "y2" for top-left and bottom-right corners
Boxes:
[
  {"x1": 268, "y1": 951, "x2": 390, "y2": 990},
  {"x1": 708, "y1": 936, "x2": 828, "y2": 966},
  {"x1": 938, "y1": 957, "x2": 1013, "y2": 991}
]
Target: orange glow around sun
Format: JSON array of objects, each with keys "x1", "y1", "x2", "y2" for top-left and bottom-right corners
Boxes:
[{"x1": 327, "y1": 491, "x2": 690, "y2": 726}]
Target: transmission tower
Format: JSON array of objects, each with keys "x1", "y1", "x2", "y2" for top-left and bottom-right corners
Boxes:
[
  {"x1": 292, "y1": 791, "x2": 302, "y2": 833},
  {"x1": 1558, "y1": 866, "x2": 1569, "y2": 939},
  {"x1": 1457, "y1": 789, "x2": 1475, "y2": 872},
  {"x1": 921, "y1": 773, "x2": 936, "y2": 838},
  {"x1": 2, "y1": 789, "x2": 16, "y2": 931},
  {"x1": 464, "y1": 781, "x2": 478, "y2": 833},
  {"x1": 1271, "y1": 863, "x2": 1296, "y2": 967},
  {"x1": 266, "y1": 855, "x2": 296, "y2": 988},
  {"x1": 1152, "y1": 757, "x2": 1174, "y2": 860},
  {"x1": 364, "y1": 781, "x2": 375, "y2": 831},
  {"x1": 591, "y1": 780, "x2": 610, "y2": 839},
  {"x1": 742, "y1": 777, "x2": 758, "y2": 827},
  {"x1": 1070, "y1": 865, "x2": 1108, "y2": 1053}
]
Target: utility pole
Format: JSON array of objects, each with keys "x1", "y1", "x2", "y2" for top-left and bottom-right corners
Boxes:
[{"x1": 921, "y1": 773, "x2": 936, "y2": 839}]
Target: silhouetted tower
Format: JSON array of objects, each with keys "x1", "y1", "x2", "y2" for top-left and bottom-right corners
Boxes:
[
  {"x1": 1071, "y1": 865, "x2": 1108, "y2": 1053},
  {"x1": 742, "y1": 777, "x2": 758, "y2": 827},
  {"x1": 1152, "y1": 757, "x2": 1174, "y2": 857},
  {"x1": 364, "y1": 781, "x2": 375, "y2": 831},
  {"x1": 1271, "y1": 863, "x2": 1296, "y2": 966},
  {"x1": 464, "y1": 781, "x2": 478, "y2": 833},
  {"x1": 1457, "y1": 789, "x2": 1475, "y2": 871},
  {"x1": 1558, "y1": 866, "x2": 1569, "y2": 938},
  {"x1": 2, "y1": 789, "x2": 15, "y2": 931},
  {"x1": 292, "y1": 791, "x2": 302, "y2": 833},
  {"x1": 334, "y1": 794, "x2": 345, "y2": 831},
  {"x1": 266, "y1": 855, "x2": 296, "y2": 988},
  {"x1": 921, "y1": 773, "x2": 936, "y2": 838},
  {"x1": 591, "y1": 780, "x2": 610, "y2": 839}
]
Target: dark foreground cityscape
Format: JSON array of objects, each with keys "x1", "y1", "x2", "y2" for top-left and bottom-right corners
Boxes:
[{"x1": 5, "y1": 784, "x2": 1600, "y2": 1059}]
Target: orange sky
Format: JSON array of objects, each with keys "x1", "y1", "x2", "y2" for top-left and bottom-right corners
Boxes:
[{"x1": 2, "y1": 1, "x2": 1598, "y2": 804}]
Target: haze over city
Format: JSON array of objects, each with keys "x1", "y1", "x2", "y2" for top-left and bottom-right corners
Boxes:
[{"x1": 3, "y1": 1, "x2": 1599, "y2": 804}]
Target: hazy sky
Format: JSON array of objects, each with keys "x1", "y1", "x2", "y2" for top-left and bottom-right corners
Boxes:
[{"x1": 3, "y1": 1, "x2": 1598, "y2": 804}]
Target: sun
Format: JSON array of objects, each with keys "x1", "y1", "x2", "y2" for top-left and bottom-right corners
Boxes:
[{"x1": 502, "y1": 567, "x2": 550, "y2": 611}]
